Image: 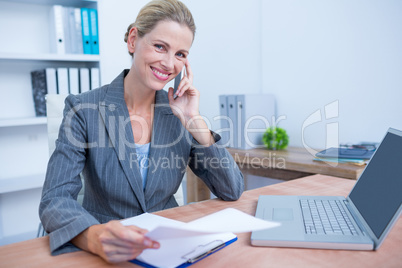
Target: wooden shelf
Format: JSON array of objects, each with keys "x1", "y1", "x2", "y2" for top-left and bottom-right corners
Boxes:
[
  {"x1": 0, "y1": 173, "x2": 45, "y2": 194},
  {"x1": 0, "y1": 117, "x2": 47, "y2": 128},
  {"x1": 0, "y1": 52, "x2": 100, "y2": 62},
  {"x1": 0, "y1": 0, "x2": 97, "y2": 7}
]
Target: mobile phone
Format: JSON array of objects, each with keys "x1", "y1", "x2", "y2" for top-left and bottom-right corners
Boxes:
[{"x1": 173, "y1": 70, "x2": 184, "y2": 99}]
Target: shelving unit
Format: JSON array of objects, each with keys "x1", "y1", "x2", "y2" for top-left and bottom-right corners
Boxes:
[
  {"x1": 1, "y1": 0, "x2": 97, "y2": 7},
  {"x1": 0, "y1": 117, "x2": 47, "y2": 128},
  {"x1": 0, "y1": 0, "x2": 99, "y2": 245},
  {"x1": 0, "y1": 173, "x2": 46, "y2": 194},
  {"x1": 0, "y1": 0, "x2": 100, "y2": 122},
  {"x1": 0, "y1": 52, "x2": 100, "y2": 62}
]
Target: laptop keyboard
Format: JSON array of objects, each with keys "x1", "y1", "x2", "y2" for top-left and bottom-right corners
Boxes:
[{"x1": 300, "y1": 199, "x2": 358, "y2": 235}]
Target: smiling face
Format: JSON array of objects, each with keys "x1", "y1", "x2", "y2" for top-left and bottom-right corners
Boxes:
[{"x1": 128, "y1": 20, "x2": 193, "y2": 92}]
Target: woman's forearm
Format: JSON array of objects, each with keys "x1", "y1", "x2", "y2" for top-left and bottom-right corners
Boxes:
[{"x1": 183, "y1": 114, "x2": 215, "y2": 147}]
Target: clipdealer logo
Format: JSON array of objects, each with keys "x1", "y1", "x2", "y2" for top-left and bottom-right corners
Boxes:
[{"x1": 301, "y1": 100, "x2": 339, "y2": 167}]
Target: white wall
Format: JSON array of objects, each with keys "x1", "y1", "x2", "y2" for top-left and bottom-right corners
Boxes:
[
  {"x1": 99, "y1": 0, "x2": 402, "y2": 150},
  {"x1": 184, "y1": 0, "x2": 263, "y2": 131},
  {"x1": 262, "y1": 0, "x2": 402, "y2": 149}
]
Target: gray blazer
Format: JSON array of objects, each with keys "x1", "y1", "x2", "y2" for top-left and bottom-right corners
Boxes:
[{"x1": 39, "y1": 70, "x2": 244, "y2": 255}]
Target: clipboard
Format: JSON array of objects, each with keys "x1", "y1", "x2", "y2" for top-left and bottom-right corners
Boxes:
[
  {"x1": 130, "y1": 237, "x2": 237, "y2": 268},
  {"x1": 121, "y1": 208, "x2": 279, "y2": 268}
]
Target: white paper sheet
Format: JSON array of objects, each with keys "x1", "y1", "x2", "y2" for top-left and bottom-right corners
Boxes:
[
  {"x1": 122, "y1": 208, "x2": 280, "y2": 240},
  {"x1": 186, "y1": 208, "x2": 280, "y2": 233}
]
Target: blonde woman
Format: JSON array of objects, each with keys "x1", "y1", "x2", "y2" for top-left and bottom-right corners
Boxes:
[{"x1": 40, "y1": 0, "x2": 244, "y2": 263}]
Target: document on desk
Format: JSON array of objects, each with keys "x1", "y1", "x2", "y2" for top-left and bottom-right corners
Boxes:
[{"x1": 121, "y1": 208, "x2": 279, "y2": 268}]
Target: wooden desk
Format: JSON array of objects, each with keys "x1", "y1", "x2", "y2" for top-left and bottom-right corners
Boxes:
[
  {"x1": 187, "y1": 147, "x2": 366, "y2": 203},
  {"x1": 1, "y1": 175, "x2": 401, "y2": 268}
]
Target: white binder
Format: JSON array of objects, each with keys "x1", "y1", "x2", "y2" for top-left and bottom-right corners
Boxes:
[
  {"x1": 218, "y1": 95, "x2": 231, "y2": 147},
  {"x1": 79, "y1": 68, "x2": 90, "y2": 93},
  {"x1": 56, "y1": 68, "x2": 69, "y2": 95},
  {"x1": 90, "y1": 67, "x2": 100, "y2": 90},
  {"x1": 226, "y1": 95, "x2": 237, "y2": 148},
  {"x1": 49, "y1": 5, "x2": 65, "y2": 54},
  {"x1": 45, "y1": 68, "x2": 57, "y2": 95},
  {"x1": 68, "y1": 68, "x2": 79, "y2": 95},
  {"x1": 236, "y1": 94, "x2": 276, "y2": 150},
  {"x1": 65, "y1": 7, "x2": 84, "y2": 54}
]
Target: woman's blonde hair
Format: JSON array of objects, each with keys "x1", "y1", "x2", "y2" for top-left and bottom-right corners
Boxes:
[{"x1": 124, "y1": 0, "x2": 196, "y2": 56}]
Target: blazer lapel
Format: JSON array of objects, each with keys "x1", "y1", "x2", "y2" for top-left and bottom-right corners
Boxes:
[
  {"x1": 98, "y1": 70, "x2": 147, "y2": 212},
  {"x1": 144, "y1": 90, "x2": 176, "y2": 199}
]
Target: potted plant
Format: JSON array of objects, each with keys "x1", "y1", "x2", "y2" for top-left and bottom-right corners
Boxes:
[{"x1": 262, "y1": 127, "x2": 289, "y2": 150}]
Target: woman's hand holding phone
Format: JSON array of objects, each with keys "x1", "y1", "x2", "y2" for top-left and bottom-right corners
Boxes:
[
  {"x1": 168, "y1": 60, "x2": 214, "y2": 147},
  {"x1": 168, "y1": 59, "x2": 200, "y2": 121}
]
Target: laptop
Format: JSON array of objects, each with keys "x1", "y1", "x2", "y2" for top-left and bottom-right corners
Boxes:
[{"x1": 251, "y1": 128, "x2": 402, "y2": 250}]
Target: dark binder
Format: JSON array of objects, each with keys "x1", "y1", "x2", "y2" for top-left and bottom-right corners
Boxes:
[{"x1": 30, "y1": 70, "x2": 48, "y2": 116}]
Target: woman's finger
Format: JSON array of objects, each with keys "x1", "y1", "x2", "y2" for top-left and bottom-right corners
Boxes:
[
  {"x1": 105, "y1": 251, "x2": 146, "y2": 263},
  {"x1": 102, "y1": 242, "x2": 145, "y2": 257},
  {"x1": 126, "y1": 225, "x2": 149, "y2": 235},
  {"x1": 123, "y1": 225, "x2": 160, "y2": 249},
  {"x1": 177, "y1": 79, "x2": 191, "y2": 96},
  {"x1": 168, "y1": 87, "x2": 175, "y2": 101},
  {"x1": 98, "y1": 222, "x2": 159, "y2": 263},
  {"x1": 184, "y1": 59, "x2": 193, "y2": 84},
  {"x1": 102, "y1": 248, "x2": 146, "y2": 263},
  {"x1": 103, "y1": 221, "x2": 157, "y2": 248}
]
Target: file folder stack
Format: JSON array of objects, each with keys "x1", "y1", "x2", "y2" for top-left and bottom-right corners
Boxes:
[
  {"x1": 31, "y1": 67, "x2": 100, "y2": 115},
  {"x1": 218, "y1": 94, "x2": 276, "y2": 149},
  {"x1": 50, "y1": 5, "x2": 99, "y2": 55},
  {"x1": 81, "y1": 8, "x2": 99, "y2": 54}
]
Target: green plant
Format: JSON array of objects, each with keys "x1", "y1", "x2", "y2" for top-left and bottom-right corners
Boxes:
[{"x1": 262, "y1": 127, "x2": 289, "y2": 150}]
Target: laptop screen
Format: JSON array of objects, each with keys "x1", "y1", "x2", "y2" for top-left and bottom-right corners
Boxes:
[{"x1": 349, "y1": 129, "x2": 402, "y2": 239}]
